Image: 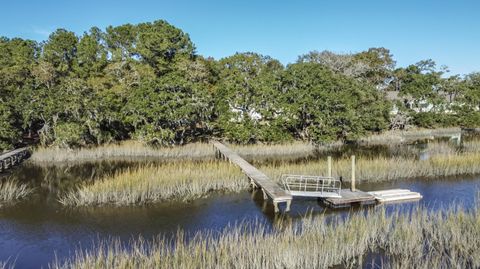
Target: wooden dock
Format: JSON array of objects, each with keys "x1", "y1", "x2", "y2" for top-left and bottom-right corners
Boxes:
[
  {"x1": 0, "y1": 147, "x2": 30, "y2": 172},
  {"x1": 212, "y1": 141, "x2": 292, "y2": 212},
  {"x1": 323, "y1": 189, "x2": 376, "y2": 207}
]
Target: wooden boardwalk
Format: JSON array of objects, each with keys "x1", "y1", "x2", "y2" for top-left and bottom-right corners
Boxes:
[
  {"x1": 0, "y1": 147, "x2": 30, "y2": 172},
  {"x1": 212, "y1": 141, "x2": 292, "y2": 212}
]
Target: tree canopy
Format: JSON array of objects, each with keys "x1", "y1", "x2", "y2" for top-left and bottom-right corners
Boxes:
[{"x1": 0, "y1": 19, "x2": 478, "y2": 150}]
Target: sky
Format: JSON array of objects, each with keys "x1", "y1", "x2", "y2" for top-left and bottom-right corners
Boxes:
[{"x1": 1, "y1": 0, "x2": 479, "y2": 75}]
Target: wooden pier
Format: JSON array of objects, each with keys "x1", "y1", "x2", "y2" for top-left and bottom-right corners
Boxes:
[
  {"x1": 212, "y1": 143, "x2": 422, "y2": 211},
  {"x1": 212, "y1": 141, "x2": 292, "y2": 212},
  {"x1": 324, "y1": 189, "x2": 376, "y2": 207},
  {"x1": 0, "y1": 147, "x2": 30, "y2": 172}
]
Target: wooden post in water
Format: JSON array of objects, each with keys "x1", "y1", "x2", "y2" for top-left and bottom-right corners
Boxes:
[
  {"x1": 327, "y1": 156, "x2": 332, "y2": 178},
  {"x1": 351, "y1": 155, "x2": 356, "y2": 192}
]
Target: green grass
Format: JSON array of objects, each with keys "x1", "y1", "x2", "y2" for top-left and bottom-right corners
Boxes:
[{"x1": 50, "y1": 205, "x2": 480, "y2": 269}]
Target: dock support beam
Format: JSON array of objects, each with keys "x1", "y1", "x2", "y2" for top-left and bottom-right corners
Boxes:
[
  {"x1": 261, "y1": 189, "x2": 268, "y2": 200},
  {"x1": 273, "y1": 202, "x2": 279, "y2": 213},
  {"x1": 351, "y1": 155, "x2": 356, "y2": 192}
]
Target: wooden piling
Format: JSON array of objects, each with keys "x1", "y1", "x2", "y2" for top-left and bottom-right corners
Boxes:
[
  {"x1": 327, "y1": 156, "x2": 332, "y2": 178},
  {"x1": 351, "y1": 155, "x2": 356, "y2": 192}
]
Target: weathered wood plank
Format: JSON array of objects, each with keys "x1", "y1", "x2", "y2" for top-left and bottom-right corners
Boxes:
[
  {"x1": 211, "y1": 141, "x2": 292, "y2": 207},
  {"x1": 324, "y1": 189, "x2": 376, "y2": 206}
]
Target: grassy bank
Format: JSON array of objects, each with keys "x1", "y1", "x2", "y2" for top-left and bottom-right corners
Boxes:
[
  {"x1": 60, "y1": 151, "x2": 480, "y2": 206},
  {"x1": 51, "y1": 205, "x2": 480, "y2": 269},
  {"x1": 359, "y1": 127, "x2": 461, "y2": 145},
  {"x1": 31, "y1": 141, "x2": 317, "y2": 163},
  {"x1": 0, "y1": 180, "x2": 33, "y2": 206},
  {"x1": 264, "y1": 152, "x2": 480, "y2": 182}
]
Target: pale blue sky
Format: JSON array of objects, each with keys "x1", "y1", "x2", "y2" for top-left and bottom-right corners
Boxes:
[{"x1": 1, "y1": 0, "x2": 479, "y2": 75}]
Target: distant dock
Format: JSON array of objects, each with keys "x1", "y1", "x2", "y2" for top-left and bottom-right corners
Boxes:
[{"x1": 0, "y1": 147, "x2": 30, "y2": 172}]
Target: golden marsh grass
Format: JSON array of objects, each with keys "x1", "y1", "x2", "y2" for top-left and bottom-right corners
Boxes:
[
  {"x1": 59, "y1": 161, "x2": 246, "y2": 206},
  {"x1": 0, "y1": 180, "x2": 33, "y2": 205},
  {"x1": 360, "y1": 127, "x2": 461, "y2": 145},
  {"x1": 50, "y1": 206, "x2": 480, "y2": 269},
  {"x1": 31, "y1": 141, "x2": 317, "y2": 163}
]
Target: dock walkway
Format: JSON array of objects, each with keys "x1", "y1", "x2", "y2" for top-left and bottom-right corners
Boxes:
[
  {"x1": 0, "y1": 147, "x2": 30, "y2": 172},
  {"x1": 212, "y1": 141, "x2": 292, "y2": 212}
]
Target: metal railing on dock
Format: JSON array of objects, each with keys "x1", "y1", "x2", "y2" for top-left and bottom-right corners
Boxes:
[{"x1": 281, "y1": 174, "x2": 341, "y2": 198}]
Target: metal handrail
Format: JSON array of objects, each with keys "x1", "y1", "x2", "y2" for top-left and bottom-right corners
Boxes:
[{"x1": 281, "y1": 174, "x2": 341, "y2": 197}]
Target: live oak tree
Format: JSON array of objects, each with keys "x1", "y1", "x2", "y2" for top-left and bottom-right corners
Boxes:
[
  {"x1": 281, "y1": 62, "x2": 390, "y2": 143},
  {"x1": 0, "y1": 19, "x2": 478, "y2": 150},
  {"x1": 214, "y1": 53, "x2": 289, "y2": 143}
]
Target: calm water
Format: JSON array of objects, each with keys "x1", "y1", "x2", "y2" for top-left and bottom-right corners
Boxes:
[{"x1": 1, "y1": 150, "x2": 479, "y2": 268}]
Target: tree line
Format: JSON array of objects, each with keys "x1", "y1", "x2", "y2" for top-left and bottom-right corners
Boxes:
[{"x1": 0, "y1": 20, "x2": 479, "y2": 150}]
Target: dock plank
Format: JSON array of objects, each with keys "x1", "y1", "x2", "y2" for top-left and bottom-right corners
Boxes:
[{"x1": 324, "y1": 189, "x2": 376, "y2": 206}]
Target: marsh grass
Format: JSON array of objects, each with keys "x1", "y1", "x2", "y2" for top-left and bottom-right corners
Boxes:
[
  {"x1": 262, "y1": 149, "x2": 480, "y2": 183},
  {"x1": 0, "y1": 179, "x2": 33, "y2": 205},
  {"x1": 462, "y1": 138, "x2": 480, "y2": 153},
  {"x1": 360, "y1": 127, "x2": 461, "y2": 146},
  {"x1": 231, "y1": 141, "x2": 316, "y2": 161},
  {"x1": 32, "y1": 141, "x2": 317, "y2": 164},
  {"x1": 50, "y1": 206, "x2": 480, "y2": 269},
  {"x1": 60, "y1": 150, "x2": 480, "y2": 206},
  {"x1": 31, "y1": 141, "x2": 216, "y2": 163},
  {"x1": 59, "y1": 161, "x2": 246, "y2": 206}
]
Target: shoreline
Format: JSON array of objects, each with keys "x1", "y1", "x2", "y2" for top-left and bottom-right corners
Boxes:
[{"x1": 27, "y1": 127, "x2": 465, "y2": 164}]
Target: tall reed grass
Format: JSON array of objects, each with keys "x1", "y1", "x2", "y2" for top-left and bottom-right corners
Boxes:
[
  {"x1": 462, "y1": 138, "x2": 480, "y2": 153},
  {"x1": 31, "y1": 141, "x2": 215, "y2": 163},
  {"x1": 360, "y1": 127, "x2": 461, "y2": 145},
  {"x1": 0, "y1": 180, "x2": 33, "y2": 205},
  {"x1": 262, "y1": 152, "x2": 480, "y2": 182},
  {"x1": 59, "y1": 161, "x2": 245, "y2": 206},
  {"x1": 50, "y1": 205, "x2": 480, "y2": 269},
  {"x1": 31, "y1": 141, "x2": 317, "y2": 163}
]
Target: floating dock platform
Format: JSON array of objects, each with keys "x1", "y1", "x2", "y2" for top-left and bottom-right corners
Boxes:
[
  {"x1": 324, "y1": 188, "x2": 422, "y2": 207},
  {"x1": 368, "y1": 189, "x2": 423, "y2": 203}
]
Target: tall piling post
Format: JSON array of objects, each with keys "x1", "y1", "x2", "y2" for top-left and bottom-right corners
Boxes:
[
  {"x1": 351, "y1": 155, "x2": 356, "y2": 191},
  {"x1": 327, "y1": 156, "x2": 332, "y2": 178}
]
